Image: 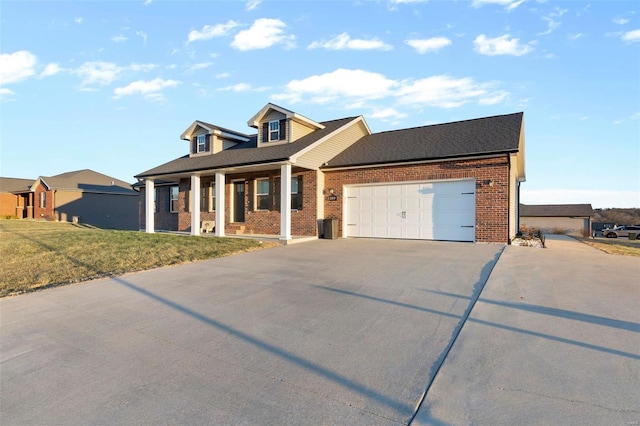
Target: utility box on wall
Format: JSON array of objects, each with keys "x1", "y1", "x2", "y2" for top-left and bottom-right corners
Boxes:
[{"x1": 323, "y1": 218, "x2": 338, "y2": 239}]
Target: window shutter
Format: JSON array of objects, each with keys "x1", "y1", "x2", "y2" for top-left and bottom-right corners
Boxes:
[
  {"x1": 279, "y1": 119, "x2": 287, "y2": 141},
  {"x1": 191, "y1": 137, "x2": 197, "y2": 154},
  {"x1": 297, "y1": 176, "x2": 303, "y2": 210},
  {"x1": 247, "y1": 180, "x2": 254, "y2": 211},
  {"x1": 262, "y1": 123, "x2": 269, "y2": 142},
  {"x1": 205, "y1": 134, "x2": 211, "y2": 152},
  {"x1": 273, "y1": 178, "x2": 280, "y2": 212}
]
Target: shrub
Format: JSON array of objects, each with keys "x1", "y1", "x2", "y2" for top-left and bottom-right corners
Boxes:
[{"x1": 550, "y1": 227, "x2": 568, "y2": 235}]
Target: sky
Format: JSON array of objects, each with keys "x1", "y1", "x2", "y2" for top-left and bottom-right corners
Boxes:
[{"x1": 1, "y1": 0, "x2": 638, "y2": 208}]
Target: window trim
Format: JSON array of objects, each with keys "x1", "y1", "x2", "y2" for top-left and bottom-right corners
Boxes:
[
  {"x1": 39, "y1": 192, "x2": 46, "y2": 208},
  {"x1": 255, "y1": 178, "x2": 271, "y2": 211},
  {"x1": 196, "y1": 134, "x2": 207, "y2": 153},
  {"x1": 269, "y1": 121, "x2": 280, "y2": 142},
  {"x1": 170, "y1": 186, "x2": 179, "y2": 213}
]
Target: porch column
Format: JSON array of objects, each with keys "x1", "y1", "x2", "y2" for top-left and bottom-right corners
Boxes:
[
  {"x1": 145, "y1": 179, "x2": 154, "y2": 233},
  {"x1": 190, "y1": 174, "x2": 201, "y2": 236},
  {"x1": 280, "y1": 164, "x2": 292, "y2": 241},
  {"x1": 215, "y1": 172, "x2": 225, "y2": 237}
]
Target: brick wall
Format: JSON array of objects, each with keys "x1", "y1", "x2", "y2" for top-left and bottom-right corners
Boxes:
[
  {"x1": 164, "y1": 169, "x2": 318, "y2": 236},
  {"x1": 323, "y1": 156, "x2": 511, "y2": 243},
  {"x1": 32, "y1": 182, "x2": 55, "y2": 220}
]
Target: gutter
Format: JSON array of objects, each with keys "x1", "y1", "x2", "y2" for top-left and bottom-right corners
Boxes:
[
  {"x1": 321, "y1": 151, "x2": 516, "y2": 171},
  {"x1": 135, "y1": 159, "x2": 291, "y2": 180}
]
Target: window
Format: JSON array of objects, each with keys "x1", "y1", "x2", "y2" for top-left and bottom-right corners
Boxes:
[
  {"x1": 197, "y1": 135, "x2": 207, "y2": 152},
  {"x1": 256, "y1": 178, "x2": 270, "y2": 210},
  {"x1": 291, "y1": 176, "x2": 303, "y2": 210},
  {"x1": 201, "y1": 182, "x2": 215, "y2": 212},
  {"x1": 269, "y1": 121, "x2": 280, "y2": 141},
  {"x1": 154, "y1": 188, "x2": 159, "y2": 213},
  {"x1": 170, "y1": 186, "x2": 179, "y2": 213},
  {"x1": 39, "y1": 192, "x2": 46, "y2": 208}
]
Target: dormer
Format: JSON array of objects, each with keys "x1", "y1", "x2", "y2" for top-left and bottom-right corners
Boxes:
[
  {"x1": 248, "y1": 103, "x2": 325, "y2": 148},
  {"x1": 181, "y1": 121, "x2": 251, "y2": 157}
]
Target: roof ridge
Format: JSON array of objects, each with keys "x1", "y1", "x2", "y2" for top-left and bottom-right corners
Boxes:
[{"x1": 372, "y1": 111, "x2": 523, "y2": 136}]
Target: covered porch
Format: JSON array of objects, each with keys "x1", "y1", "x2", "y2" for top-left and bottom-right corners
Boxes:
[{"x1": 141, "y1": 162, "x2": 321, "y2": 242}]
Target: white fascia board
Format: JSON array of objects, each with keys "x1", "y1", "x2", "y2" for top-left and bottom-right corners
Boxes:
[
  {"x1": 216, "y1": 129, "x2": 250, "y2": 142},
  {"x1": 247, "y1": 103, "x2": 324, "y2": 130},
  {"x1": 30, "y1": 177, "x2": 49, "y2": 191},
  {"x1": 289, "y1": 116, "x2": 367, "y2": 163}
]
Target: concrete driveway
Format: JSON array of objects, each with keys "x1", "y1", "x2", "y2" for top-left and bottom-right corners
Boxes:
[
  {"x1": 415, "y1": 235, "x2": 640, "y2": 425},
  {"x1": 1, "y1": 239, "x2": 502, "y2": 425}
]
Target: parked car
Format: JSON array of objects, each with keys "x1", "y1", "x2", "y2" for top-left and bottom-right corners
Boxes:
[{"x1": 602, "y1": 225, "x2": 640, "y2": 238}]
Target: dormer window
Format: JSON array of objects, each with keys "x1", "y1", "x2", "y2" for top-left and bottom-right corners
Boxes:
[
  {"x1": 261, "y1": 119, "x2": 287, "y2": 143},
  {"x1": 269, "y1": 121, "x2": 280, "y2": 141},
  {"x1": 197, "y1": 135, "x2": 207, "y2": 152}
]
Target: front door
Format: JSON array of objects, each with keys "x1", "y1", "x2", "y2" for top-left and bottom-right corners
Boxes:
[{"x1": 234, "y1": 181, "x2": 245, "y2": 222}]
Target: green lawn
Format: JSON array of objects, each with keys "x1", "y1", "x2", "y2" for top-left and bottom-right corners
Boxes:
[{"x1": 0, "y1": 220, "x2": 274, "y2": 297}]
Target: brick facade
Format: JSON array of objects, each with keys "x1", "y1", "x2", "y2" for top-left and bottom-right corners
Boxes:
[
  {"x1": 138, "y1": 157, "x2": 512, "y2": 243},
  {"x1": 32, "y1": 182, "x2": 55, "y2": 220},
  {"x1": 323, "y1": 156, "x2": 511, "y2": 243}
]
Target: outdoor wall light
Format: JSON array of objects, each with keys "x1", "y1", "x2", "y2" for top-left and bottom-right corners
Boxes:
[
  {"x1": 329, "y1": 188, "x2": 335, "y2": 194},
  {"x1": 488, "y1": 179, "x2": 495, "y2": 187}
]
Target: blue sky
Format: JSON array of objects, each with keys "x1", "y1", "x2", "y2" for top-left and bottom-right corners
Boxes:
[{"x1": 1, "y1": 0, "x2": 638, "y2": 208}]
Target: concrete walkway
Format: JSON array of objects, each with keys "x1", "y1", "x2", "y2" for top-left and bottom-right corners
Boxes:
[{"x1": 414, "y1": 235, "x2": 640, "y2": 425}]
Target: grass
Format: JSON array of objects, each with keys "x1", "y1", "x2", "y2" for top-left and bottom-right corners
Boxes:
[
  {"x1": 577, "y1": 236, "x2": 640, "y2": 257},
  {"x1": 0, "y1": 220, "x2": 276, "y2": 297}
]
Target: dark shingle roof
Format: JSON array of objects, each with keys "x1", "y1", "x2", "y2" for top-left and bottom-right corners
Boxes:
[
  {"x1": 520, "y1": 204, "x2": 594, "y2": 217},
  {"x1": 325, "y1": 112, "x2": 523, "y2": 168},
  {"x1": 0, "y1": 177, "x2": 34, "y2": 193},
  {"x1": 136, "y1": 117, "x2": 357, "y2": 178},
  {"x1": 42, "y1": 170, "x2": 137, "y2": 195}
]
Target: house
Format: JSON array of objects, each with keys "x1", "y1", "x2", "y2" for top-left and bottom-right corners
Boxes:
[
  {"x1": 1, "y1": 170, "x2": 139, "y2": 230},
  {"x1": 519, "y1": 204, "x2": 594, "y2": 237},
  {"x1": 0, "y1": 178, "x2": 35, "y2": 218},
  {"x1": 135, "y1": 103, "x2": 526, "y2": 243}
]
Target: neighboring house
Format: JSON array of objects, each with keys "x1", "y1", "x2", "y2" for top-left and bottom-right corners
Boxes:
[
  {"x1": 135, "y1": 103, "x2": 526, "y2": 243},
  {"x1": 2, "y1": 170, "x2": 139, "y2": 230},
  {"x1": 0, "y1": 177, "x2": 35, "y2": 218},
  {"x1": 519, "y1": 204, "x2": 594, "y2": 237}
]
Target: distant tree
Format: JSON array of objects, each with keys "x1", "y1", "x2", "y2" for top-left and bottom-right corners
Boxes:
[{"x1": 593, "y1": 208, "x2": 640, "y2": 225}]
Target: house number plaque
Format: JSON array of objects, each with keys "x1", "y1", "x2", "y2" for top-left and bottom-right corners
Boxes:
[{"x1": 327, "y1": 195, "x2": 338, "y2": 201}]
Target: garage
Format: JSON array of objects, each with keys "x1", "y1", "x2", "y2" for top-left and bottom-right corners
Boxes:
[{"x1": 345, "y1": 179, "x2": 476, "y2": 242}]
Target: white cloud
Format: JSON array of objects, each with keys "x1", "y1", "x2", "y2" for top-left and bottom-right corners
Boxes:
[
  {"x1": 308, "y1": 33, "x2": 393, "y2": 51},
  {"x1": 0, "y1": 50, "x2": 37, "y2": 85},
  {"x1": 215, "y1": 72, "x2": 230, "y2": 78},
  {"x1": 613, "y1": 17, "x2": 630, "y2": 25},
  {"x1": 273, "y1": 68, "x2": 398, "y2": 104},
  {"x1": 273, "y1": 69, "x2": 510, "y2": 111},
  {"x1": 111, "y1": 34, "x2": 128, "y2": 42},
  {"x1": 397, "y1": 75, "x2": 504, "y2": 108},
  {"x1": 218, "y1": 83, "x2": 252, "y2": 92},
  {"x1": 472, "y1": 0, "x2": 524, "y2": 11},
  {"x1": 144, "y1": 0, "x2": 152, "y2": 5},
  {"x1": 521, "y1": 189, "x2": 640, "y2": 209},
  {"x1": 630, "y1": 112, "x2": 640, "y2": 120},
  {"x1": 191, "y1": 62, "x2": 213, "y2": 70},
  {"x1": 370, "y1": 108, "x2": 408, "y2": 121},
  {"x1": 75, "y1": 61, "x2": 124, "y2": 86},
  {"x1": 0, "y1": 87, "x2": 15, "y2": 98},
  {"x1": 568, "y1": 33, "x2": 584, "y2": 40},
  {"x1": 473, "y1": 34, "x2": 533, "y2": 56},
  {"x1": 113, "y1": 78, "x2": 180, "y2": 100},
  {"x1": 40, "y1": 63, "x2": 63, "y2": 77},
  {"x1": 622, "y1": 29, "x2": 640, "y2": 42},
  {"x1": 246, "y1": 0, "x2": 261, "y2": 10},
  {"x1": 231, "y1": 18, "x2": 295, "y2": 50},
  {"x1": 74, "y1": 17, "x2": 83, "y2": 24},
  {"x1": 129, "y1": 63, "x2": 158, "y2": 72},
  {"x1": 136, "y1": 30, "x2": 148, "y2": 44},
  {"x1": 405, "y1": 37, "x2": 452, "y2": 53},
  {"x1": 187, "y1": 20, "x2": 239, "y2": 43},
  {"x1": 390, "y1": 0, "x2": 429, "y2": 3},
  {"x1": 538, "y1": 7, "x2": 567, "y2": 36}
]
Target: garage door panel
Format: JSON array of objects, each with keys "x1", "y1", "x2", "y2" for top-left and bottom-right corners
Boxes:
[{"x1": 346, "y1": 180, "x2": 475, "y2": 242}]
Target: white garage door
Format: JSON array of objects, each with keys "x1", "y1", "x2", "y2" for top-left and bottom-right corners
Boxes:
[{"x1": 346, "y1": 180, "x2": 476, "y2": 242}]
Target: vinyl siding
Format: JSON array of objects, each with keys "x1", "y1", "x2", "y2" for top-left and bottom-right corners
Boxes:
[
  {"x1": 290, "y1": 120, "x2": 315, "y2": 142},
  {"x1": 294, "y1": 119, "x2": 368, "y2": 170},
  {"x1": 258, "y1": 111, "x2": 288, "y2": 147}
]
